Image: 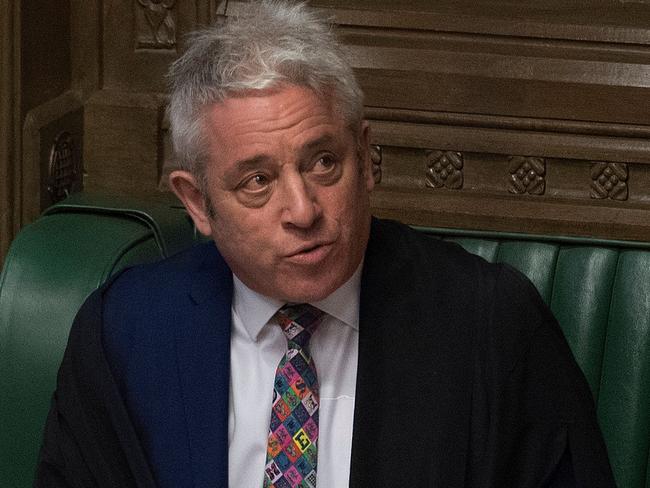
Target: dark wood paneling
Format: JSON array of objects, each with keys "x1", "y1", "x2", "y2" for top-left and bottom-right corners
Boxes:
[
  {"x1": 75, "y1": 0, "x2": 650, "y2": 240},
  {"x1": 0, "y1": 0, "x2": 20, "y2": 265},
  {"x1": 102, "y1": 0, "x2": 227, "y2": 92},
  {"x1": 326, "y1": 0, "x2": 650, "y2": 240},
  {"x1": 371, "y1": 187, "x2": 650, "y2": 241},
  {"x1": 70, "y1": 0, "x2": 101, "y2": 96},
  {"x1": 342, "y1": 26, "x2": 650, "y2": 125},
  {"x1": 312, "y1": 0, "x2": 650, "y2": 44},
  {"x1": 102, "y1": 0, "x2": 177, "y2": 92},
  {"x1": 20, "y1": 0, "x2": 71, "y2": 115},
  {"x1": 84, "y1": 90, "x2": 165, "y2": 196},
  {"x1": 369, "y1": 117, "x2": 650, "y2": 164}
]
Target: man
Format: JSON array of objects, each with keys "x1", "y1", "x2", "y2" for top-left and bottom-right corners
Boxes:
[{"x1": 36, "y1": 2, "x2": 615, "y2": 487}]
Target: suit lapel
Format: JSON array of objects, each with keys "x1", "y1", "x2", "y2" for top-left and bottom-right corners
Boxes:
[{"x1": 175, "y1": 247, "x2": 233, "y2": 488}]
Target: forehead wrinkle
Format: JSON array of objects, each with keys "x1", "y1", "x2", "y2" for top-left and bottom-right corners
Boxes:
[
  {"x1": 213, "y1": 87, "x2": 336, "y2": 135},
  {"x1": 233, "y1": 154, "x2": 273, "y2": 173},
  {"x1": 297, "y1": 133, "x2": 339, "y2": 158},
  {"x1": 231, "y1": 111, "x2": 334, "y2": 140},
  {"x1": 237, "y1": 133, "x2": 336, "y2": 164},
  {"x1": 213, "y1": 117, "x2": 333, "y2": 160}
]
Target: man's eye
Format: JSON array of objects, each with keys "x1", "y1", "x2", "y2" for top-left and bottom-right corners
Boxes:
[
  {"x1": 314, "y1": 155, "x2": 336, "y2": 172},
  {"x1": 241, "y1": 174, "x2": 270, "y2": 191}
]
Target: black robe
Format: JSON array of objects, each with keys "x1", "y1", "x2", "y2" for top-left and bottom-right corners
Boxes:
[{"x1": 36, "y1": 218, "x2": 616, "y2": 487}]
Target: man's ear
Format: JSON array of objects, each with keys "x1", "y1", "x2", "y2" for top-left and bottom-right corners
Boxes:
[
  {"x1": 168, "y1": 170, "x2": 213, "y2": 236},
  {"x1": 359, "y1": 121, "x2": 375, "y2": 192}
]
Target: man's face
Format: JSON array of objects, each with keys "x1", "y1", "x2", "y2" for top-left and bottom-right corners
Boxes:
[{"x1": 172, "y1": 85, "x2": 374, "y2": 302}]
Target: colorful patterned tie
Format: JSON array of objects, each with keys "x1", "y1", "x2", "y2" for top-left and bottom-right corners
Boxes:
[{"x1": 263, "y1": 304, "x2": 325, "y2": 488}]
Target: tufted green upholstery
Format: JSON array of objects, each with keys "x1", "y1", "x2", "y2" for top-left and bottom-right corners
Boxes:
[
  {"x1": 0, "y1": 196, "x2": 648, "y2": 487},
  {"x1": 426, "y1": 228, "x2": 650, "y2": 488}
]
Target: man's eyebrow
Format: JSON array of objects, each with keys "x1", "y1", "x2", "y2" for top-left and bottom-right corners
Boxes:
[
  {"x1": 231, "y1": 154, "x2": 273, "y2": 174},
  {"x1": 301, "y1": 134, "x2": 337, "y2": 155},
  {"x1": 221, "y1": 155, "x2": 272, "y2": 186}
]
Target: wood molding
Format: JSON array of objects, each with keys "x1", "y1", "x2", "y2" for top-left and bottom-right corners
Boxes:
[
  {"x1": 311, "y1": 1, "x2": 650, "y2": 45},
  {"x1": 0, "y1": 0, "x2": 20, "y2": 265},
  {"x1": 370, "y1": 187, "x2": 650, "y2": 241},
  {"x1": 368, "y1": 119, "x2": 650, "y2": 165},
  {"x1": 364, "y1": 108, "x2": 650, "y2": 140},
  {"x1": 345, "y1": 30, "x2": 650, "y2": 126}
]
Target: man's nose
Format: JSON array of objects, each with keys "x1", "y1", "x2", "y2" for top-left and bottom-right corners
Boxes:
[{"x1": 280, "y1": 174, "x2": 321, "y2": 229}]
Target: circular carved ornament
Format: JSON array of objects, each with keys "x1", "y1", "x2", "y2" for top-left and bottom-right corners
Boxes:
[{"x1": 47, "y1": 132, "x2": 82, "y2": 203}]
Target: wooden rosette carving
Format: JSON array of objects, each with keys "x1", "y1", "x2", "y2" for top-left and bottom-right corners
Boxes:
[
  {"x1": 425, "y1": 150, "x2": 464, "y2": 189},
  {"x1": 508, "y1": 156, "x2": 546, "y2": 195},
  {"x1": 590, "y1": 162, "x2": 628, "y2": 201}
]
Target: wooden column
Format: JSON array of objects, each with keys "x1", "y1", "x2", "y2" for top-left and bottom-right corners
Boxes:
[{"x1": 0, "y1": 0, "x2": 20, "y2": 265}]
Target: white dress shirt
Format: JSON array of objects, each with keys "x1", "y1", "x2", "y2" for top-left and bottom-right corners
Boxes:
[{"x1": 228, "y1": 266, "x2": 361, "y2": 487}]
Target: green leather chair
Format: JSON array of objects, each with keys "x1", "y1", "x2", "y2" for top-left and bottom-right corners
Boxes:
[
  {"x1": 1, "y1": 195, "x2": 648, "y2": 487},
  {"x1": 421, "y1": 227, "x2": 650, "y2": 488},
  {"x1": 0, "y1": 194, "x2": 198, "y2": 487}
]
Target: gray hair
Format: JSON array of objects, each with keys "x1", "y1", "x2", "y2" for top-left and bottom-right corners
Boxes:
[{"x1": 167, "y1": 0, "x2": 364, "y2": 179}]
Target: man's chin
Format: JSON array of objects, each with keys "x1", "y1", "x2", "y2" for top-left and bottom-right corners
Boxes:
[
  {"x1": 273, "y1": 274, "x2": 344, "y2": 304},
  {"x1": 276, "y1": 287, "x2": 335, "y2": 304}
]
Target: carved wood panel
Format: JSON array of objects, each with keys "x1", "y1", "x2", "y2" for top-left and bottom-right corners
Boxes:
[
  {"x1": 367, "y1": 132, "x2": 650, "y2": 240},
  {"x1": 77, "y1": 0, "x2": 650, "y2": 241},
  {"x1": 135, "y1": 0, "x2": 177, "y2": 50},
  {"x1": 103, "y1": 0, "x2": 222, "y2": 92}
]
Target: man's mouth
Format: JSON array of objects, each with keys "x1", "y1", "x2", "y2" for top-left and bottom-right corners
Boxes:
[{"x1": 285, "y1": 242, "x2": 334, "y2": 264}]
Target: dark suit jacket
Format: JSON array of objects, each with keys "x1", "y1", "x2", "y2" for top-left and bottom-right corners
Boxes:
[{"x1": 36, "y1": 218, "x2": 615, "y2": 487}]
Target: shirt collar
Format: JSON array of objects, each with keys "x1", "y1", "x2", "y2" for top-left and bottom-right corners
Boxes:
[{"x1": 232, "y1": 261, "x2": 362, "y2": 342}]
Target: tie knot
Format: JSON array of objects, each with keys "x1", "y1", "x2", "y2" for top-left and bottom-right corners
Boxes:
[{"x1": 275, "y1": 303, "x2": 324, "y2": 347}]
